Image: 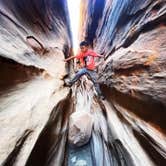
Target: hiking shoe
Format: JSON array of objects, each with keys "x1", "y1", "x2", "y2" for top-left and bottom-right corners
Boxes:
[
  {"x1": 100, "y1": 95, "x2": 106, "y2": 100},
  {"x1": 64, "y1": 80, "x2": 72, "y2": 87}
]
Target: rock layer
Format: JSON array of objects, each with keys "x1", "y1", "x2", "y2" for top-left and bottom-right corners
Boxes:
[
  {"x1": 0, "y1": 0, "x2": 166, "y2": 166},
  {"x1": 0, "y1": 0, "x2": 72, "y2": 166},
  {"x1": 80, "y1": 0, "x2": 166, "y2": 165}
]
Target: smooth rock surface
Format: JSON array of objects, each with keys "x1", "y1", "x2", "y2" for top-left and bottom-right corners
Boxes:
[
  {"x1": 80, "y1": 0, "x2": 166, "y2": 165},
  {"x1": 0, "y1": 0, "x2": 72, "y2": 166},
  {"x1": 68, "y1": 111, "x2": 94, "y2": 147},
  {"x1": 0, "y1": 0, "x2": 166, "y2": 166}
]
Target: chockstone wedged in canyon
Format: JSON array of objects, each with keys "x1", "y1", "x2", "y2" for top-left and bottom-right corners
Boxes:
[{"x1": 0, "y1": 0, "x2": 166, "y2": 166}]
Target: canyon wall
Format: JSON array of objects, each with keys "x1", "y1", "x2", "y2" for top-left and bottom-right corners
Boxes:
[
  {"x1": 80, "y1": 0, "x2": 166, "y2": 165},
  {"x1": 0, "y1": 0, "x2": 72, "y2": 165},
  {"x1": 0, "y1": 0, "x2": 166, "y2": 166}
]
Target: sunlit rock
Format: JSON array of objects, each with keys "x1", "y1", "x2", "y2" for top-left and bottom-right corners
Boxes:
[
  {"x1": 68, "y1": 111, "x2": 94, "y2": 147},
  {"x1": 80, "y1": 0, "x2": 166, "y2": 165},
  {"x1": 0, "y1": 0, "x2": 166, "y2": 165},
  {"x1": 0, "y1": 0, "x2": 72, "y2": 165}
]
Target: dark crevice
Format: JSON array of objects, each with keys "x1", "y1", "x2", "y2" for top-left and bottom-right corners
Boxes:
[
  {"x1": 113, "y1": 64, "x2": 150, "y2": 76},
  {"x1": 0, "y1": 10, "x2": 28, "y2": 34},
  {"x1": 25, "y1": 92, "x2": 73, "y2": 166},
  {"x1": 85, "y1": 0, "x2": 106, "y2": 46},
  {"x1": 105, "y1": 47, "x2": 115, "y2": 60},
  {"x1": 152, "y1": 2, "x2": 165, "y2": 11},
  {"x1": 101, "y1": 85, "x2": 166, "y2": 134},
  {"x1": 3, "y1": 130, "x2": 33, "y2": 166},
  {"x1": 113, "y1": 139, "x2": 135, "y2": 166},
  {"x1": 0, "y1": 56, "x2": 44, "y2": 94},
  {"x1": 141, "y1": 15, "x2": 166, "y2": 33},
  {"x1": 133, "y1": 129, "x2": 166, "y2": 166},
  {"x1": 122, "y1": 14, "x2": 166, "y2": 48}
]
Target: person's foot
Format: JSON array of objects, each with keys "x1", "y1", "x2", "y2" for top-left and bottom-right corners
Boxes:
[
  {"x1": 99, "y1": 95, "x2": 106, "y2": 100},
  {"x1": 64, "y1": 80, "x2": 72, "y2": 87},
  {"x1": 100, "y1": 96, "x2": 105, "y2": 100}
]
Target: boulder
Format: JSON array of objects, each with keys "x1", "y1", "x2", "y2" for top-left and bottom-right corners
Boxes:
[{"x1": 68, "y1": 111, "x2": 94, "y2": 147}]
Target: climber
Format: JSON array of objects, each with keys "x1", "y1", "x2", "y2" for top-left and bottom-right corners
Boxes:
[{"x1": 64, "y1": 41, "x2": 105, "y2": 100}]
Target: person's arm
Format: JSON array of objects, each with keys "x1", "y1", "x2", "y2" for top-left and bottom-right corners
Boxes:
[
  {"x1": 64, "y1": 55, "x2": 77, "y2": 62},
  {"x1": 92, "y1": 52, "x2": 105, "y2": 67},
  {"x1": 96, "y1": 54, "x2": 104, "y2": 58},
  {"x1": 64, "y1": 52, "x2": 82, "y2": 62},
  {"x1": 90, "y1": 51, "x2": 104, "y2": 58}
]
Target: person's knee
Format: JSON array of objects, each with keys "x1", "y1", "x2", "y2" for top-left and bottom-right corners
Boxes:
[{"x1": 79, "y1": 68, "x2": 86, "y2": 73}]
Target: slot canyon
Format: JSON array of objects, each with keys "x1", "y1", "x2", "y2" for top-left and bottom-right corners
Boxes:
[{"x1": 0, "y1": 0, "x2": 166, "y2": 166}]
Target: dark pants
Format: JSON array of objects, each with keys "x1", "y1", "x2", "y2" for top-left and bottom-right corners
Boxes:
[{"x1": 69, "y1": 68, "x2": 103, "y2": 96}]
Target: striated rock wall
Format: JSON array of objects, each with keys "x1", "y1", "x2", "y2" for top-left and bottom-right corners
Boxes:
[
  {"x1": 80, "y1": 0, "x2": 166, "y2": 165},
  {"x1": 0, "y1": 0, "x2": 72, "y2": 165},
  {"x1": 0, "y1": 0, "x2": 166, "y2": 166}
]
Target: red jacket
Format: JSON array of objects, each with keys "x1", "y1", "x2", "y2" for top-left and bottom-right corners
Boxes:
[{"x1": 75, "y1": 50, "x2": 99, "y2": 70}]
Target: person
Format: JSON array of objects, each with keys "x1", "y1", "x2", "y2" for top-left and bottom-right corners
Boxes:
[{"x1": 64, "y1": 41, "x2": 105, "y2": 100}]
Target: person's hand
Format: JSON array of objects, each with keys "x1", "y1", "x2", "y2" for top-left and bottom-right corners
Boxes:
[
  {"x1": 98, "y1": 54, "x2": 104, "y2": 58},
  {"x1": 64, "y1": 59, "x2": 67, "y2": 62}
]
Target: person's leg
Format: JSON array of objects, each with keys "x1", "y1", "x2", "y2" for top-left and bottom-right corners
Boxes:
[
  {"x1": 69, "y1": 68, "x2": 87, "y2": 85},
  {"x1": 86, "y1": 70, "x2": 104, "y2": 97}
]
